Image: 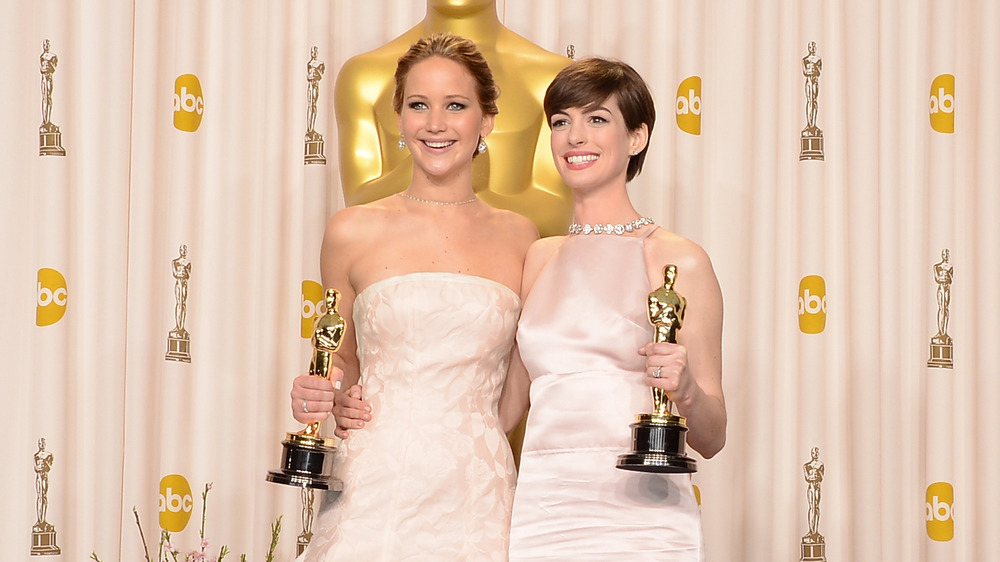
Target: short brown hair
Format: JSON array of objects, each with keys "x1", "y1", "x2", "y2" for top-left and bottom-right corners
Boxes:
[
  {"x1": 544, "y1": 57, "x2": 655, "y2": 181},
  {"x1": 392, "y1": 33, "x2": 500, "y2": 117}
]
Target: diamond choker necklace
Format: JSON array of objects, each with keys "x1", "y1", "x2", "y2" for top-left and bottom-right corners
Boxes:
[
  {"x1": 569, "y1": 217, "x2": 655, "y2": 235},
  {"x1": 397, "y1": 191, "x2": 478, "y2": 206}
]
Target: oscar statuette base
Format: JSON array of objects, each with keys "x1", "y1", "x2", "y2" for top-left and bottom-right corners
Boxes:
[
  {"x1": 304, "y1": 137, "x2": 327, "y2": 165},
  {"x1": 31, "y1": 527, "x2": 61, "y2": 556},
  {"x1": 39, "y1": 131, "x2": 66, "y2": 157},
  {"x1": 799, "y1": 133, "x2": 824, "y2": 161},
  {"x1": 927, "y1": 342, "x2": 953, "y2": 369},
  {"x1": 165, "y1": 332, "x2": 191, "y2": 363},
  {"x1": 616, "y1": 413, "x2": 697, "y2": 473},
  {"x1": 297, "y1": 534, "x2": 312, "y2": 556},
  {"x1": 800, "y1": 536, "x2": 826, "y2": 561},
  {"x1": 267, "y1": 432, "x2": 342, "y2": 491}
]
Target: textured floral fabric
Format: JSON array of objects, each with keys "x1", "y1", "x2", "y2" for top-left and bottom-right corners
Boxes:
[
  {"x1": 510, "y1": 234, "x2": 705, "y2": 561},
  {"x1": 304, "y1": 273, "x2": 518, "y2": 562}
]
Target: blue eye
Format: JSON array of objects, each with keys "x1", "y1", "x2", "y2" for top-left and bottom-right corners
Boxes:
[
  {"x1": 448, "y1": 102, "x2": 467, "y2": 111},
  {"x1": 408, "y1": 101, "x2": 427, "y2": 110}
]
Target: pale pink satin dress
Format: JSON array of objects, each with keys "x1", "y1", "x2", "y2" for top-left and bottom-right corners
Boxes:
[
  {"x1": 304, "y1": 273, "x2": 518, "y2": 562},
  {"x1": 510, "y1": 232, "x2": 705, "y2": 561}
]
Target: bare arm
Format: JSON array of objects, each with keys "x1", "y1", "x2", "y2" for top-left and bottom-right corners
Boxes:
[
  {"x1": 498, "y1": 236, "x2": 562, "y2": 433},
  {"x1": 289, "y1": 208, "x2": 369, "y2": 437},
  {"x1": 499, "y1": 345, "x2": 530, "y2": 434}
]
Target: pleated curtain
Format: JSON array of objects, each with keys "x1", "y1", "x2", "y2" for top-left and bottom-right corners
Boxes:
[{"x1": 1, "y1": 1, "x2": 996, "y2": 560}]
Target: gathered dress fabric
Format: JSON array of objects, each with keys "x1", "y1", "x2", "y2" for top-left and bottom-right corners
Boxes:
[
  {"x1": 303, "y1": 272, "x2": 519, "y2": 562},
  {"x1": 509, "y1": 231, "x2": 705, "y2": 561}
]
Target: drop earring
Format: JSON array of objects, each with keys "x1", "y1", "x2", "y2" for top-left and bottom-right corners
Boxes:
[
  {"x1": 398, "y1": 137, "x2": 407, "y2": 151},
  {"x1": 477, "y1": 139, "x2": 488, "y2": 154}
]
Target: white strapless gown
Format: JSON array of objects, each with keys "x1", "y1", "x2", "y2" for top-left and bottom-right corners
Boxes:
[{"x1": 303, "y1": 273, "x2": 518, "y2": 561}]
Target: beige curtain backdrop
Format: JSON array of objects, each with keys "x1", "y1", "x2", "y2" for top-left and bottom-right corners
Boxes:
[{"x1": 1, "y1": 1, "x2": 996, "y2": 560}]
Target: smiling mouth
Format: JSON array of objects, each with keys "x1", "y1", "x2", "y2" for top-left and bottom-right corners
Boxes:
[
  {"x1": 423, "y1": 140, "x2": 457, "y2": 149},
  {"x1": 567, "y1": 154, "x2": 598, "y2": 164}
]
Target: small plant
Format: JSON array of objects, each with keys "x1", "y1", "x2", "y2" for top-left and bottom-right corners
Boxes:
[{"x1": 91, "y1": 483, "x2": 281, "y2": 562}]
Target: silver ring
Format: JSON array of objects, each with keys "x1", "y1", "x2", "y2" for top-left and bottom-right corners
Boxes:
[
  {"x1": 653, "y1": 367, "x2": 662, "y2": 379},
  {"x1": 302, "y1": 400, "x2": 309, "y2": 414}
]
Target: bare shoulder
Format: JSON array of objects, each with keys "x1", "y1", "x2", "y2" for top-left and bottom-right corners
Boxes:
[
  {"x1": 521, "y1": 235, "x2": 567, "y2": 297},
  {"x1": 485, "y1": 206, "x2": 540, "y2": 247},
  {"x1": 527, "y1": 234, "x2": 566, "y2": 260},
  {"x1": 323, "y1": 198, "x2": 397, "y2": 250},
  {"x1": 643, "y1": 228, "x2": 721, "y2": 297},
  {"x1": 645, "y1": 228, "x2": 714, "y2": 273},
  {"x1": 643, "y1": 229, "x2": 723, "y2": 339}
]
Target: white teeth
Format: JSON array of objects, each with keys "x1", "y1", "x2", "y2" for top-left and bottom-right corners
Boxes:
[
  {"x1": 567, "y1": 154, "x2": 598, "y2": 164},
  {"x1": 424, "y1": 140, "x2": 455, "y2": 148}
]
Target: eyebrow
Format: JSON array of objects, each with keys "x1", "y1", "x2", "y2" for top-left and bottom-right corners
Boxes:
[
  {"x1": 405, "y1": 93, "x2": 473, "y2": 101},
  {"x1": 553, "y1": 105, "x2": 613, "y2": 116}
]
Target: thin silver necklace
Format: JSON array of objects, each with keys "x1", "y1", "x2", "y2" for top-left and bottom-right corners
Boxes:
[
  {"x1": 397, "y1": 191, "x2": 478, "y2": 206},
  {"x1": 568, "y1": 217, "x2": 655, "y2": 235}
]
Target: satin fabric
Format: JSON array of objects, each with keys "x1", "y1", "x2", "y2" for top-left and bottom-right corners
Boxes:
[
  {"x1": 304, "y1": 273, "x2": 518, "y2": 561},
  {"x1": 510, "y1": 233, "x2": 705, "y2": 561}
]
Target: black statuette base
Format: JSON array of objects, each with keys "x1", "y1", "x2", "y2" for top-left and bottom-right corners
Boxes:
[
  {"x1": 267, "y1": 433, "x2": 343, "y2": 491},
  {"x1": 616, "y1": 414, "x2": 697, "y2": 474}
]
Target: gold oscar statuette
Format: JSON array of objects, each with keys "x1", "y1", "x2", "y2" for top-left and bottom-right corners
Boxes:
[
  {"x1": 800, "y1": 447, "x2": 826, "y2": 561},
  {"x1": 267, "y1": 288, "x2": 346, "y2": 491},
  {"x1": 39, "y1": 39, "x2": 66, "y2": 157},
  {"x1": 303, "y1": 45, "x2": 327, "y2": 165},
  {"x1": 31, "y1": 437, "x2": 61, "y2": 555},
  {"x1": 165, "y1": 245, "x2": 192, "y2": 362},
  {"x1": 799, "y1": 41, "x2": 824, "y2": 161},
  {"x1": 616, "y1": 264, "x2": 698, "y2": 473},
  {"x1": 927, "y1": 248, "x2": 954, "y2": 368}
]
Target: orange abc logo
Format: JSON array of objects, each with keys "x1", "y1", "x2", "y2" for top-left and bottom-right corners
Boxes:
[
  {"x1": 675, "y1": 76, "x2": 702, "y2": 135},
  {"x1": 36, "y1": 268, "x2": 68, "y2": 326},
  {"x1": 926, "y1": 481, "x2": 955, "y2": 541},
  {"x1": 173, "y1": 74, "x2": 205, "y2": 132},
  {"x1": 929, "y1": 74, "x2": 955, "y2": 134},
  {"x1": 798, "y1": 275, "x2": 826, "y2": 334},
  {"x1": 301, "y1": 280, "x2": 325, "y2": 339},
  {"x1": 159, "y1": 473, "x2": 194, "y2": 532}
]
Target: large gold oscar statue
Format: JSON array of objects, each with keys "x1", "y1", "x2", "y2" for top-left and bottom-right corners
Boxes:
[{"x1": 333, "y1": 0, "x2": 573, "y2": 236}]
